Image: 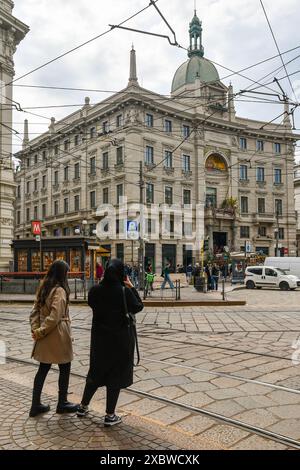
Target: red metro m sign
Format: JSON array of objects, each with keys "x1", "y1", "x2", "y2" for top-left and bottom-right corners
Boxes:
[{"x1": 31, "y1": 220, "x2": 41, "y2": 236}]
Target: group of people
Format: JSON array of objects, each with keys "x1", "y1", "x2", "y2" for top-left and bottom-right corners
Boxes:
[{"x1": 29, "y1": 259, "x2": 144, "y2": 426}]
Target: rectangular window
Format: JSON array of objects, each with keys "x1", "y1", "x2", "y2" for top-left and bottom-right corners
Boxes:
[
  {"x1": 34, "y1": 206, "x2": 38, "y2": 220},
  {"x1": 17, "y1": 185, "x2": 21, "y2": 198},
  {"x1": 54, "y1": 145, "x2": 59, "y2": 155},
  {"x1": 102, "y1": 152, "x2": 109, "y2": 169},
  {"x1": 183, "y1": 189, "x2": 191, "y2": 205},
  {"x1": 17, "y1": 211, "x2": 20, "y2": 225},
  {"x1": 116, "y1": 147, "x2": 123, "y2": 165},
  {"x1": 275, "y1": 143, "x2": 281, "y2": 154},
  {"x1": 63, "y1": 227, "x2": 70, "y2": 236},
  {"x1": 145, "y1": 113, "x2": 153, "y2": 127},
  {"x1": 256, "y1": 167, "x2": 265, "y2": 182},
  {"x1": 256, "y1": 140, "x2": 264, "y2": 152},
  {"x1": 146, "y1": 183, "x2": 154, "y2": 204},
  {"x1": 274, "y1": 168, "x2": 282, "y2": 184},
  {"x1": 26, "y1": 208, "x2": 30, "y2": 222},
  {"x1": 241, "y1": 196, "x2": 248, "y2": 214},
  {"x1": 74, "y1": 135, "x2": 79, "y2": 146},
  {"x1": 34, "y1": 154, "x2": 38, "y2": 164},
  {"x1": 42, "y1": 175, "x2": 46, "y2": 188},
  {"x1": 64, "y1": 198, "x2": 69, "y2": 213},
  {"x1": 74, "y1": 162, "x2": 80, "y2": 179},
  {"x1": 64, "y1": 166, "x2": 69, "y2": 181},
  {"x1": 278, "y1": 228, "x2": 284, "y2": 239},
  {"x1": 240, "y1": 137, "x2": 247, "y2": 150},
  {"x1": 90, "y1": 156, "x2": 96, "y2": 174},
  {"x1": 206, "y1": 187, "x2": 217, "y2": 208},
  {"x1": 34, "y1": 178, "x2": 38, "y2": 191},
  {"x1": 64, "y1": 140, "x2": 69, "y2": 151},
  {"x1": 117, "y1": 184, "x2": 123, "y2": 204},
  {"x1": 165, "y1": 186, "x2": 173, "y2": 205},
  {"x1": 239, "y1": 164, "x2": 248, "y2": 180},
  {"x1": 54, "y1": 170, "x2": 59, "y2": 185},
  {"x1": 258, "y1": 198, "x2": 265, "y2": 214},
  {"x1": 116, "y1": 115, "x2": 123, "y2": 127},
  {"x1": 145, "y1": 146, "x2": 154, "y2": 165},
  {"x1": 258, "y1": 226, "x2": 267, "y2": 236},
  {"x1": 74, "y1": 195, "x2": 80, "y2": 211},
  {"x1": 26, "y1": 158, "x2": 30, "y2": 168},
  {"x1": 103, "y1": 121, "x2": 109, "y2": 133},
  {"x1": 42, "y1": 151, "x2": 46, "y2": 161},
  {"x1": 164, "y1": 150, "x2": 172, "y2": 168},
  {"x1": 54, "y1": 200, "x2": 59, "y2": 215},
  {"x1": 42, "y1": 204, "x2": 46, "y2": 219},
  {"x1": 240, "y1": 226, "x2": 250, "y2": 238},
  {"x1": 165, "y1": 119, "x2": 172, "y2": 133},
  {"x1": 90, "y1": 127, "x2": 96, "y2": 139},
  {"x1": 275, "y1": 199, "x2": 282, "y2": 216},
  {"x1": 182, "y1": 125, "x2": 190, "y2": 138},
  {"x1": 182, "y1": 154, "x2": 191, "y2": 172},
  {"x1": 26, "y1": 181, "x2": 30, "y2": 194},
  {"x1": 103, "y1": 187, "x2": 109, "y2": 204},
  {"x1": 90, "y1": 191, "x2": 96, "y2": 208}
]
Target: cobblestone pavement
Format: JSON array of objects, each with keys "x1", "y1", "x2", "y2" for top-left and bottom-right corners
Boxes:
[{"x1": 1, "y1": 290, "x2": 300, "y2": 450}]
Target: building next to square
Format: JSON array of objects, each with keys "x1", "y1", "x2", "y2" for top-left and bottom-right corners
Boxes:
[
  {"x1": 13, "y1": 12, "x2": 299, "y2": 275},
  {"x1": 0, "y1": 0, "x2": 29, "y2": 271}
]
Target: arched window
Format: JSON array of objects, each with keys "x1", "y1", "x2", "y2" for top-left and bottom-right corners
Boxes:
[{"x1": 205, "y1": 154, "x2": 227, "y2": 173}]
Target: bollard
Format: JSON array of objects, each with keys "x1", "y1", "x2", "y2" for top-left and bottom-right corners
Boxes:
[{"x1": 222, "y1": 277, "x2": 225, "y2": 301}]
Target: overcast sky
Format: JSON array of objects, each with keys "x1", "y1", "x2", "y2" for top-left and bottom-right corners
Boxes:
[{"x1": 11, "y1": 0, "x2": 300, "y2": 158}]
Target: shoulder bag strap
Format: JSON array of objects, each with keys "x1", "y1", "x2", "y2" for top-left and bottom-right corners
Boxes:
[{"x1": 122, "y1": 286, "x2": 140, "y2": 366}]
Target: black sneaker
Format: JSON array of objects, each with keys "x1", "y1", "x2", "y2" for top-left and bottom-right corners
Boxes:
[
  {"x1": 76, "y1": 404, "x2": 89, "y2": 417},
  {"x1": 104, "y1": 414, "x2": 122, "y2": 427}
]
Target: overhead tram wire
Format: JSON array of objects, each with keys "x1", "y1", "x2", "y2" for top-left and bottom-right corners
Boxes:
[{"x1": 1, "y1": 1, "x2": 159, "y2": 89}]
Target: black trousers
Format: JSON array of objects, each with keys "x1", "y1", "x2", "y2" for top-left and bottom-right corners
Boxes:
[
  {"x1": 32, "y1": 362, "x2": 71, "y2": 403},
  {"x1": 81, "y1": 377, "x2": 120, "y2": 415}
]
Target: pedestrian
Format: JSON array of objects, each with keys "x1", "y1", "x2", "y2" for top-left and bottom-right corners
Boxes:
[
  {"x1": 205, "y1": 264, "x2": 212, "y2": 291},
  {"x1": 161, "y1": 262, "x2": 175, "y2": 291},
  {"x1": 212, "y1": 264, "x2": 220, "y2": 290},
  {"x1": 29, "y1": 260, "x2": 78, "y2": 417},
  {"x1": 76, "y1": 259, "x2": 144, "y2": 426},
  {"x1": 186, "y1": 263, "x2": 193, "y2": 283},
  {"x1": 96, "y1": 262, "x2": 104, "y2": 283}
]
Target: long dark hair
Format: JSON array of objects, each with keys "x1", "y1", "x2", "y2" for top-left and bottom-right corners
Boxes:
[
  {"x1": 36, "y1": 260, "x2": 70, "y2": 306},
  {"x1": 102, "y1": 258, "x2": 125, "y2": 284}
]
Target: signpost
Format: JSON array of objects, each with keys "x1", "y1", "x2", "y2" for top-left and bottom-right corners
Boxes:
[{"x1": 31, "y1": 221, "x2": 42, "y2": 271}]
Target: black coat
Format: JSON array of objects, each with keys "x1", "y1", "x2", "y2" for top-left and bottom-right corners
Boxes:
[{"x1": 87, "y1": 282, "x2": 144, "y2": 389}]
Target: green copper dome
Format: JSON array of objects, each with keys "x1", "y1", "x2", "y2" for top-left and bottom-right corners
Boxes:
[{"x1": 171, "y1": 12, "x2": 220, "y2": 92}]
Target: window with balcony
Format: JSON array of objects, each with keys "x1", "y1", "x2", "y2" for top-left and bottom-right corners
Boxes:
[
  {"x1": 116, "y1": 147, "x2": 123, "y2": 165},
  {"x1": 90, "y1": 191, "x2": 96, "y2": 209},
  {"x1": 182, "y1": 154, "x2": 191, "y2": 172},
  {"x1": 165, "y1": 186, "x2": 173, "y2": 205},
  {"x1": 239, "y1": 137, "x2": 247, "y2": 150},
  {"x1": 183, "y1": 189, "x2": 191, "y2": 205},
  {"x1": 239, "y1": 164, "x2": 248, "y2": 180},
  {"x1": 274, "y1": 168, "x2": 282, "y2": 184},
  {"x1": 241, "y1": 196, "x2": 248, "y2": 214},
  {"x1": 164, "y1": 119, "x2": 172, "y2": 133},
  {"x1": 240, "y1": 226, "x2": 250, "y2": 238},
  {"x1": 256, "y1": 167, "x2": 265, "y2": 182},
  {"x1": 256, "y1": 140, "x2": 264, "y2": 152},
  {"x1": 206, "y1": 187, "x2": 217, "y2": 208},
  {"x1": 145, "y1": 113, "x2": 153, "y2": 127},
  {"x1": 145, "y1": 146, "x2": 154, "y2": 165},
  {"x1": 164, "y1": 150, "x2": 172, "y2": 168},
  {"x1": 258, "y1": 198, "x2": 265, "y2": 214},
  {"x1": 146, "y1": 183, "x2": 154, "y2": 204}
]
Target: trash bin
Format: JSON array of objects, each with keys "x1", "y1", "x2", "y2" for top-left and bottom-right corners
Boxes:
[{"x1": 194, "y1": 276, "x2": 205, "y2": 292}]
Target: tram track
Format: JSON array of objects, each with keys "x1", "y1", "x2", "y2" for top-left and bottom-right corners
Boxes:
[{"x1": 2, "y1": 355, "x2": 300, "y2": 450}]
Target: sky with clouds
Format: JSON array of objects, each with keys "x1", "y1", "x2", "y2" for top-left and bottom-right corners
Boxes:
[{"x1": 11, "y1": 0, "x2": 300, "y2": 159}]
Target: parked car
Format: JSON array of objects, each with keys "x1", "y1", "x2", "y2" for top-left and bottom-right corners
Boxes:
[{"x1": 244, "y1": 266, "x2": 300, "y2": 290}]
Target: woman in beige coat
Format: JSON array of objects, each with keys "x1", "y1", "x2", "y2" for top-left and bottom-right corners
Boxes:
[{"x1": 29, "y1": 260, "x2": 78, "y2": 417}]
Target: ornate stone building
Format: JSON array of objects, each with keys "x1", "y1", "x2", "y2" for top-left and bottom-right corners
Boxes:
[
  {"x1": 0, "y1": 0, "x2": 28, "y2": 271},
  {"x1": 14, "y1": 13, "x2": 299, "y2": 274}
]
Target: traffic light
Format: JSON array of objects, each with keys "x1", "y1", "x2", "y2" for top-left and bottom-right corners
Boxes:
[{"x1": 203, "y1": 238, "x2": 209, "y2": 251}]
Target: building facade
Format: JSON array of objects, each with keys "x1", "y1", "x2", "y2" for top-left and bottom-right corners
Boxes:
[
  {"x1": 14, "y1": 13, "x2": 299, "y2": 274},
  {"x1": 0, "y1": 0, "x2": 29, "y2": 271}
]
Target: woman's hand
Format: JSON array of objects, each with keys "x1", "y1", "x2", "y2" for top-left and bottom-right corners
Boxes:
[{"x1": 124, "y1": 277, "x2": 134, "y2": 289}]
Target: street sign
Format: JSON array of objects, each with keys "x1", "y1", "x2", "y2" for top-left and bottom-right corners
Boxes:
[
  {"x1": 35, "y1": 235, "x2": 41, "y2": 242},
  {"x1": 284, "y1": 247, "x2": 289, "y2": 255},
  {"x1": 31, "y1": 220, "x2": 41, "y2": 236},
  {"x1": 126, "y1": 220, "x2": 139, "y2": 240},
  {"x1": 245, "y1": 240, "x2": 252, "y2": 253}
]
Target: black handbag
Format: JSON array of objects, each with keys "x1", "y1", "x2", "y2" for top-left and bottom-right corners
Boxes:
[{"x1": 122, "y1": 286, "x2": 140, "y2": 366}]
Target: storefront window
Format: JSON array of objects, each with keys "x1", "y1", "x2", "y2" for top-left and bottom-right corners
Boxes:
[
  {"x1": 18, "y1": 251, "x2": 28, "y2": 271},
  {"x1": 43, "y1": 252, "x2": 54, "y2": 271},
  {"x1": 85, "y1": 251, "x2": 91, "y2": 278},
  {"x1": 31, "y1": 251, "x2": 41, "y2": 271},
  {"x1": 70, "y1": 249, "x2": 82, "y2": 272},
  {"x1": 56, "y1": 251, "x2": 66, "y2": 261}
]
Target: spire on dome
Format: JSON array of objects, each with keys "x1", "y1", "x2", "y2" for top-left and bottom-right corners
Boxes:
[
  {"x1": 188, "y1": 11, "x2": 204, "y2": 58},
  {"x1": 128, "y1": 45, "x2": 139, "y2": 86}
]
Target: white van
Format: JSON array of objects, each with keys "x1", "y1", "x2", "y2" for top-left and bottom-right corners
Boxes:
[
  {"x1": 244, "y1": 266, "x2": 300, "y2": 290},
  {"x1": 264, "y1": 257, "x2": 300, "y2": 278}
]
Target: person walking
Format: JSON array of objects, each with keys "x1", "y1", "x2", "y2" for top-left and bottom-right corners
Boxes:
[
  {"x1": 96, "y1": 262, "x2": 104, "y2": 283},
  {"x1": 76, "y1": 259, "x2": 144, "y2": 426},
  {"x1": 186, "y1": 263, "x2": 193, "y2": 284},
  {"x1": 29, "y1": 260, "x2": 78, "y2": 417},
  {"x1": 160, "y1": 262, "x2": 175, "y2": 291},
  {"x1": 212, "y1": 264, "x2": 220, "y2": 291}
]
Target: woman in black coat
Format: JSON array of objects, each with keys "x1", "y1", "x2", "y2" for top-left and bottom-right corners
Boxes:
[{"x1": 77, "y1": 259, "x2": 143, "y2": 426}]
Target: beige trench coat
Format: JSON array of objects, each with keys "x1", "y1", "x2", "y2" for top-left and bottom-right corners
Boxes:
[{"x1": 29, "y1": 286, "x2": 73, "y2": 364}]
